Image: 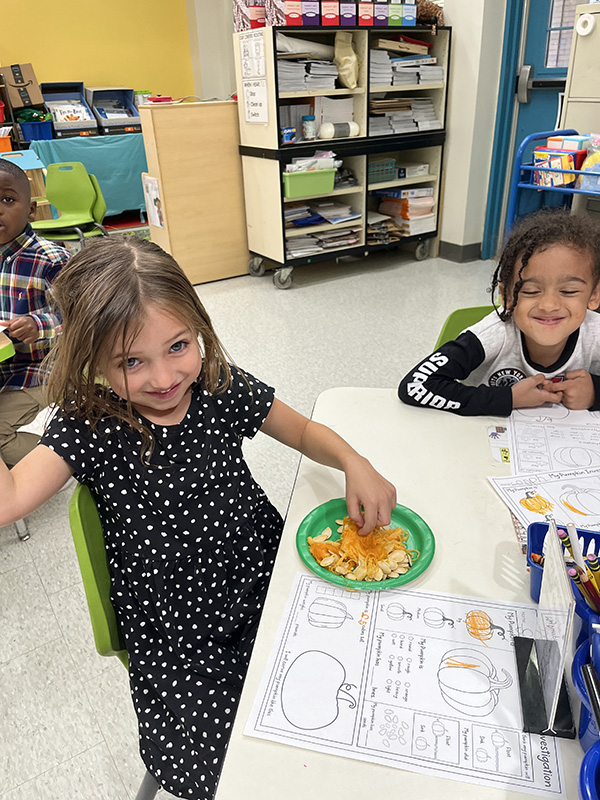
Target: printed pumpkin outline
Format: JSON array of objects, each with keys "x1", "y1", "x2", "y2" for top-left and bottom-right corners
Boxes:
[
  {"x1": 461, "y1": 610, "x2": 506, "y2": 646},
  {"x1": 519, "y1": 489, "x2": 554, "y2": 515},
  {"x1": 423, "y1": 607, "x2": 455, "y2": 629},
  {"x1": 437, "y1": 648, "x2": 513, "y2": 717},
  {"x1": 560, "y1": 484, "x2": 600, "y2": 516},
  {"x1": 307, "y1": 597, "x2": 353, "y2": 628},
  {"x1": 280, "y1": 650, "x2": 357, "y2": 730},
  {"x1": 385, "y1": 602, "x2": 413, "y2": 622},
  {"x1": 554, "y1": 446, "x2": 600, "y2": 469}
]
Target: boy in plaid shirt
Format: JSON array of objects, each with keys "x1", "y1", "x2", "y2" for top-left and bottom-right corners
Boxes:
[{"x1": 0, "y1": 159, "x2": 69, "y2": 466}]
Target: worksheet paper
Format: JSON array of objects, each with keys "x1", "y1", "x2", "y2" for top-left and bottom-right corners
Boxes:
[
  {"x1": 245, "y1": 574, "x2": 565, "y2": 797},
  {"x1": 489, "y1": 466, "x2": 600, "y2": 532},
  {"x1": 507, "y1": 407, "x2": 600, "y2": 475}
]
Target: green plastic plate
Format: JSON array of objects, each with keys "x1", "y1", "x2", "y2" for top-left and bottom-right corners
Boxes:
[{"x1": 296, "y1": 498, "x2": 435, "y2": 591}]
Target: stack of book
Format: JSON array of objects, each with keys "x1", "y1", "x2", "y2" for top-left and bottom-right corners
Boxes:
[
  {"x1": 285, "y1": 236, "x2": 324, "y2": 258},
  {"x1": 369, "y1": 50, "x2": 393, "y2": 87},
  {"x1": 377, "y1": 190, "x2": 436, "y2": 236},
  {"x1": 310, "y1": 201, "x2": 361, "y2": 225},
  {"x1": 277, "y1": 59, "x2": 337, "y2": 92},
  {"x1": 369, "y1": 97, "x2": 413, "y2": 135}
]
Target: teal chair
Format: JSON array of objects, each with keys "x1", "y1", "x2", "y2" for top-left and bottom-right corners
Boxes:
[
  {"x1": 68, "y1": 484, "x2": 159, "y2": 800},
  {"x1": 32, "y1": 162, "x2": 108, "y2": 244},
  {"x1": 434, "y1": 305, "x2": 494, "y2": 349}
]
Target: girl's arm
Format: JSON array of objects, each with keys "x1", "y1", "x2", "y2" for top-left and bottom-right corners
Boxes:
[
  {"x1": 260, "y1": 398, "x2": 397, "y2": 535},
  {"x1": 0, "y1": 445, "x2": 74, "y2": 526}
]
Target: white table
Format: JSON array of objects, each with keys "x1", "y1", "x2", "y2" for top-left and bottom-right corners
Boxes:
[{"x1": 215, "y1": 388, "x2": 582, "y2": 799}]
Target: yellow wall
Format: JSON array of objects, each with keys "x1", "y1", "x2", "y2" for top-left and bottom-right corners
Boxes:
[{"x1": 0, "y1": 0, "x2": 195, "y2": 99}]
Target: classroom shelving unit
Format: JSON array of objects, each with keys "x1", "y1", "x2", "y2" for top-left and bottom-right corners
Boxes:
[{"x1": 233, "y1": 24, "x2": 450, "y2": 288}]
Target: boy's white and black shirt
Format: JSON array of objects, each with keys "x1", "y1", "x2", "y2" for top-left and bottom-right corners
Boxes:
[{"x1": 398, "y1": 310, "x2": 600, "y2": 416}]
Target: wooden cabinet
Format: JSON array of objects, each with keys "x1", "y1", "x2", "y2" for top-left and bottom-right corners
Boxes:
[
  {"x1": 233, "y1": 25, "x2": 450, "y2": 288},
  {"x1": 139, "y1": 101, "x2": 249, "y2": 285}
]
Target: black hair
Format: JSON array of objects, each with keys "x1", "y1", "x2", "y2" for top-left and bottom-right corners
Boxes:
[
  {"x1": 0, "y1": 158, "x2": 31, "y2": 198},
  {"x1": 490, "y1": 209, "x2": 600, "y2": 321}
]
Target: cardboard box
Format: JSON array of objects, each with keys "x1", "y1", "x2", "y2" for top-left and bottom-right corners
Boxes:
[
  {"x1": 340, "y1": 2, "x2": 357, "y2": 24},
  {"x1": 358, "y1": 2, "x2": 374, "y2": 25},
  {"x1": 403, "y1": 4, "x2": 417, "y2": 24},
  {"x1": 303, "y1": 0, "x2": 320, "y2": 23},
  {"x1": 286, "y1": 0, "x2": 303, "y2": 23},
  {"x1": 321, "y1": 1, "x2": 339, "y2": 24},
  {"x1": 388, "y1": 3, "x2": 403, "y2": 24},
  {"x1": 2, "y1": 63, "x2": 44, "y2": 109},
  {"x1": 374, "y1": 3, "x2": 388, "y2": 24}
]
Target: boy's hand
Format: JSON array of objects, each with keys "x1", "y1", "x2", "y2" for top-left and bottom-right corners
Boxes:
[
  {"x1": 345, "y1": 456, "x2": 397, "y2": 536},
  {"x1": 512, "y1": 374, "x2": 560, "y2": 408},
  {"x1": 543, "y1": 369, "x2": 595, "y2": 409},
  {"x1": 4, "y1": 316, "x2": 39, "y2": 345}
]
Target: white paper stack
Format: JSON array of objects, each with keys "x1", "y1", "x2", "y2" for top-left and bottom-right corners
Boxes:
[
  {"x1": 418, "y1": 65, "x2": 444, "y2": 83},
  {"x1": 278, "y1": 61, "x2": 308, "y2": 92},
  {"x1": 412, "y1": 98, "x2": 442, "y2": 131},
  {"x1": 369, "y1": 50, "x2": 393, "y2": 86},
  {"x1": 285, "y1": 236, "x2": 323, "y2": 258},
  {"x1": 313, "y1": 96, "x2": 354, "y2": 127},
  {"x1": 392, "y1": 67, "x2": 420, "y2": 86},
  {"x1": 303, "y1": 61, "x2": 338, "y2": 90}
]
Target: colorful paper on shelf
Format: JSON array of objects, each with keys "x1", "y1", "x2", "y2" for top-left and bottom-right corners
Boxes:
[
  {"x1": 340, "y1": 2, "x2": 357, "y2": 24},
  {"x1": 321, "y1": 0, "x2": 339, "y2": 24}
]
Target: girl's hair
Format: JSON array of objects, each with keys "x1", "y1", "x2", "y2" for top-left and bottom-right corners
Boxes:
[
  {"x1": 45, "y1": 235, "x2": 232, "y2": 461},
  {"x1": 490, "y1": 209, "x2": 600, "y2": 321}
]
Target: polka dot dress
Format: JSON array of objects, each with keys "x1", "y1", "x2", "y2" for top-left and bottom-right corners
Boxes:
[{"x1": 42, "y1": 368, "x2": 283, "y2": 799}]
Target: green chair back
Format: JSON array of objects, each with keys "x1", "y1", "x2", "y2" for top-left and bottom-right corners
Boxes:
[
  {"x1": 0, "y1": 331, "x2": 15, "y2": 362},
  {"x1": 89, "y1": 173, "x2": 107, "y2": 225},
  {"x1": 33, "y1": 162, "x2": 96, "y2": 230},
  {"x1": 435, "y1": 305, "x2": 494, "y2": 350},
  {"x1": 68, "y1": 483, "x2": 128, "y2": 668}
]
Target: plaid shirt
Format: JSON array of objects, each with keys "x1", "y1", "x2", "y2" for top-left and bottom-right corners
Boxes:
[{"x1": 0, "y1": 224, "x2": 69, "y2": 391}]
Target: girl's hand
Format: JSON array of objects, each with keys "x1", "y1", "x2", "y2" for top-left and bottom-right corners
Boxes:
[
  {"x1": 512, "y1": 374, "x2": 560, "y2": 408},
  {"x1": 544, "y1": 369, "x2": 595, "y2": 409},
  {"x1": 5, "y1": 316, "x2": 39, "y2": 345},
  {"x1": 344, "y1": 455, "x2": 397, "y2": 536}
]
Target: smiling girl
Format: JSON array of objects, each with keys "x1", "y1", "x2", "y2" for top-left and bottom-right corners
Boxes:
[
  {"x1": 398, "y1": 209, "x2": 600, "y2": 416},
  {"x1": 0, "y1": 235, "x2": 396, "y2": 799}
]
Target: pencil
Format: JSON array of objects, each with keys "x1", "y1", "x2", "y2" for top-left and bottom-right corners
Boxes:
[
  {"x1": 581, "y1": 571, "x2": 600, "y2": 611},
  {"x1": 569, "y1": 567, "x2": 598, "y2": 610},
  {"x1": 587, "y1": 553, "x2": 600, "y2": 594},
  {"x1": 558, "y1": 527, "x2": 575, "y2": 562},
  {"x1": 567, "y1": 521, "x2": 587, "y2": 573}
]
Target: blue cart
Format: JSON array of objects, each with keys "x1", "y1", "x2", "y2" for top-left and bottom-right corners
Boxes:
[{"x1": 505, "y1": 128, "x2": 597, "y2": 234}]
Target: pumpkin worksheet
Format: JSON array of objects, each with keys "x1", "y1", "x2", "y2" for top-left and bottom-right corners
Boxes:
[
  {"x1": 245, "y1": 575, "x2": 565, "y2": 797},
  {"x1": 489, "y1": 466, "x2": 600, "y2": 532}
]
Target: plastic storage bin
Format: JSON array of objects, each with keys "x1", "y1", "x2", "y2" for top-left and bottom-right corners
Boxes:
[
  {"x1": 527, "y1": 522, "x2": 600, "y2": 647},
  {"x1": 580, "y1": 739, "x2": 600, "y2": 800},
  {"x1": 368, "y1": 158, "x2": 396, "y2": 183},
  {"x1": 19, "y1": 120, "x2": 53, "y2": 142},
  {"x1": 282, "y1": 168, "x2": 337, "y2": 199},
  {"x1": 85, "y1": 87, "x2": 141, "y2": 135},
  {"x1": 0, "y1": 136, "x2": 11, "y2": 152},
  {"x1": 40, "y1": 82, "x2": 98, "y2": 138},
  {"x1": 573, "y1": 640, "x2": 600, "y2": 753},
  {"x1": 0, "y1": 101, "x2": 5, "y2": 123}
]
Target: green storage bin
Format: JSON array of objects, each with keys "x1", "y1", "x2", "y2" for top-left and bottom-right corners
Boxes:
[{"x1": 282, "y1": 168, "x2": 337, "y2": 199}]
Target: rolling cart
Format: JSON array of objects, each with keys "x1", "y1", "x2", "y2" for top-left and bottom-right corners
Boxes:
[{"x1": 505, "y1": 128, "x2": 598, "y2": 234}]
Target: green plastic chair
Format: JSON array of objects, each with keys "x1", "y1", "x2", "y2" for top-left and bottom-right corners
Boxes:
[
  {"x1": 0, "y1": 334, "x2": 28, "y2": 541},
  {"x1": 32, "y1": 162, "x2": 108, "y2": 244},
  {"x1": 68, "y1": 484, "x2": 159, "y2": 799},
  {"x1": 434, "y1": 305, "x2": 494, "y2": 349}
]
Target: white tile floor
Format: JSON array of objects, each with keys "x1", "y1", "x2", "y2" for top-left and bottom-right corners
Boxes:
[{"x1": 0, "y1": 250, "x2": 494, "y2": 799}]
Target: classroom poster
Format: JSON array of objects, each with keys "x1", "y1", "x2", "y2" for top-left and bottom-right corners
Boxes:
[{"x1": 245, "y1": 574, "x2": 566, "y2": 797}]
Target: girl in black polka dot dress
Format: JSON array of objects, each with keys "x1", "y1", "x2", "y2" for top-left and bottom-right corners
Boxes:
[{"x1": 0, "y1": 236, "x2": 396, "y2": 799}]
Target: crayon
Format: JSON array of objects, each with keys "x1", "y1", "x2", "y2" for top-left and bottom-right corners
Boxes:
[{"x1": 531, "y1": 553, "x2": 545, "y2": 567}]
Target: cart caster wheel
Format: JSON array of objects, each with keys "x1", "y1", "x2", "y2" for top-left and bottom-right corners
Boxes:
[
  {"x1": 414, "y1": 241, "x2": 430, "y2": 261},
  {"x1": 248, "y1": 257, "x2": 265, "y2": 277},
  {"x1": 273, "y1": 269, "x2": 293, "y2": 290}
]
